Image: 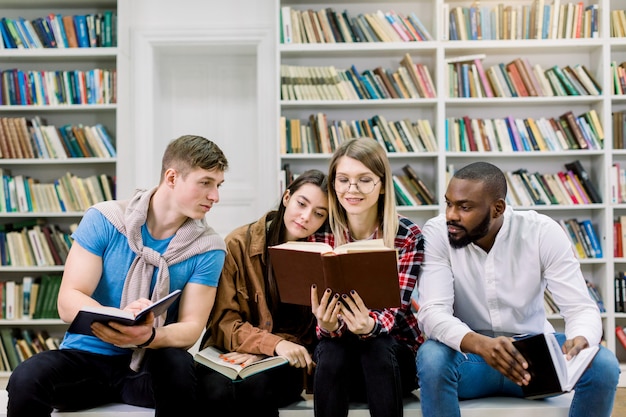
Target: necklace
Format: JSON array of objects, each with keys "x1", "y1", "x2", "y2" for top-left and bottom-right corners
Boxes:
[{"x1": 349, "y1": 226, "x2": 379, "y2": 241}]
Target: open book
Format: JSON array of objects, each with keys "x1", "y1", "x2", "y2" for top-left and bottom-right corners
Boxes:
[
  {"x1": 67, "y1": 289, "x2": 182, "y2": 337},
  {"x1": 194, "y1": 346, "x2": 288, "y2": 380},
  {"x1": 268, "y1": 239, "x2": 400, "y2": 309},
  {"x1": 513, "y1": 333, "x2": 599, "y2": 399}
]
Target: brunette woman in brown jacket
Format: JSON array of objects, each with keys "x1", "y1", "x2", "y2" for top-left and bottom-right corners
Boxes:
[{"x1": 196, "y1": 169, "x2": 329, "y2": 417}]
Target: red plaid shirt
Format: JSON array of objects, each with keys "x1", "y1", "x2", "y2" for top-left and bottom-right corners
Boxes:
[{"x1": 310, "y1": 215, "x2": 424, "y2": 352}]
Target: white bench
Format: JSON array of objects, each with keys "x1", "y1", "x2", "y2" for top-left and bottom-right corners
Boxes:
[{"x1": 0, "y1": 389, "x2": 574, "y2": 416}]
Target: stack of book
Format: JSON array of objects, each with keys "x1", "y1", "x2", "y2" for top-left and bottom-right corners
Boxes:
[
  {"x1": 504, "y1": 161, "x2": 602, "y2": 207},
  {"x1": 444, "y1": 2, "x2": 598, "y2": 41},
  {"x1": 446, "y1": 111, "x2": 603, "y2": 153},
  {"x1": 280, "y1": 113, "x2": 436, "y2": 155},
  {"x1": 446, "y1": 54, "x2": 601, "y2": 98},
  {"x1": 280, "y1": 53, "x2": 436, "y2": 101},
  {"x1": 392, "y1": 164, "x2": 436, "y2": 206},
  {"x1": 558, "y1": 218, "x2": 603, "y2": 259},
  {"x1": 0, "y1": 12, "x2": 117, "y2": 49},
  {"x1": 0, "y1": 222, "x2": 73, "y2": 267},
  {"x1": 280, "y1": 7, "x2": 432, "y2": 44},
  {"x1": 0, "y1": 117, "x2": 116, "y2": 159},
  {"x1": 0, "y1": 68, "x2": 117, "y2": 106}
]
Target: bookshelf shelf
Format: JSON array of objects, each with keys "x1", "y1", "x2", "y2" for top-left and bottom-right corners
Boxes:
[
  {"x1": 277, "y1": 0, "x2": 626, "y2": 370},
  {"x1": 0, "y1": 0, "x2": 119, "y2": 375}
]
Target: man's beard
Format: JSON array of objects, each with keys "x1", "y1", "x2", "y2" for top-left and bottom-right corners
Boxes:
[{"x1": 448, "y1": 211, "x2": 491, "y2": 248}]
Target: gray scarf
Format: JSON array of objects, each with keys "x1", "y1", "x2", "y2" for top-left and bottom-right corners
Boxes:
[{"x1": 93, "y1": 187, "x2": 225, "y2": 370}]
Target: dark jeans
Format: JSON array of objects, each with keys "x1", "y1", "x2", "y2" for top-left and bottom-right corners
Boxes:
[
  {"x1": 196, "y1": 361, "x2": 305, "y2": 417},
  {"x1": 7, "y1": 347, "x2": 198, "y2": 417},
  {"x1": 313, "y1": 334, "x2": 417, "y2": 417}
]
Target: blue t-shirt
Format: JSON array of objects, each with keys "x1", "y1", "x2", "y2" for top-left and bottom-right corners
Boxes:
[{"x1": 60, "y1": 208, "x2": 225, "y2": 355}]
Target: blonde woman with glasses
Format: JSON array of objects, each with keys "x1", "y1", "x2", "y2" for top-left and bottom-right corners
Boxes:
[{"x1": 310, "y1": 137, "x2": 424, "y2": 417}]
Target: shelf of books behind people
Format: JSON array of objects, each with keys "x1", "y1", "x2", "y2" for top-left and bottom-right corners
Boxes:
[
  {"x1": 0, "y1": 0, "x2": 118, "y2": 379},
  {"x1": 277, "y1": 0, "x2": 626, "y2": 373}
]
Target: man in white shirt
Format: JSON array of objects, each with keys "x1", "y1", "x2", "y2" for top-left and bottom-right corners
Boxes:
[{"x1": 416, "y1": 161, "x2": 619, "y2": 417}]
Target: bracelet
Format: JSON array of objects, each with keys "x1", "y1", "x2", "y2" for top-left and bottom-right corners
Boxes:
[{"x1": 136, "y1": 327, "x2": 156, "y2": 348}]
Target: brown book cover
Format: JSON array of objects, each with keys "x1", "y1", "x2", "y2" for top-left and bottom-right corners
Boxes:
[
  {"x1": 373, "y1": 67, "x2": 399, "y2": 99},
  {"x1": 560, "y1": 111, "x2": 589, "y2": 149},
  {"x1": 3, "y1": 118, "x2": 23, "y2": 158},
  {"x1": 268, "y1": 239, "x2": 401, "y2": 309},
  {"x1": 0, "y1": 118, "x2": 10, "y2": 158},
  {"x1": 15, "y1": 117, "x2": 35, "y2": 159},
  {"x1": 62, "y1": 15, "x2": 79, "y2": 48},
  {"x1": 512, "y1": 58, "x2": 539, "y2": 96},
  {"x1": 505, "y1": 62, "x2": 530, "y2": 97}
]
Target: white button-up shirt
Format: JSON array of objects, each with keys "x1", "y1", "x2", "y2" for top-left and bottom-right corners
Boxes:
[{"x1": 417, "y1": 207, "x2": 602, "y2": 352}]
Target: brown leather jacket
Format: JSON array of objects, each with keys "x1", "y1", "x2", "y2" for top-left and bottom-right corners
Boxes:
[{"x1": 201, "y1": 213, "x2": 311, "y2": 356}]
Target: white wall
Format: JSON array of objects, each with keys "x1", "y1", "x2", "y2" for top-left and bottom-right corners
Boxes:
[{"x1": 118, "y1": 0, "x2": 279, "y2": 236}]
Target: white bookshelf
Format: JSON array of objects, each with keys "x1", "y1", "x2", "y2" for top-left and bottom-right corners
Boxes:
[
  {"x1": 0, "y1": 0, "x2": 119, "y2": 383},
  {"x1": 277, "y1": 0, "x2": 626, "y2": 382}
]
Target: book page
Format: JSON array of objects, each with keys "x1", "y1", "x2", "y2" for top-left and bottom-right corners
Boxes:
[
  {"x1": 270, "y1": 241, "x2": 333, "y2": 253},
  {"x1": 563, "y1": 345, "x2": 600, "y2": 392},
  {"x1": 333, "y1": 238, "x2": 394, "y2": 254}
]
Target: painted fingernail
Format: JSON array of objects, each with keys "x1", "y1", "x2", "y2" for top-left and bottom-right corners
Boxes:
[
  {"x1": 312, "y1": 284, "x2": 316, "y2": 289},
  {"x1": 342, "y1": 294, "x2": 348, "y2": 298},
  {"x1": 350, "y1": 290, "x2": 355, "y2": 294}
]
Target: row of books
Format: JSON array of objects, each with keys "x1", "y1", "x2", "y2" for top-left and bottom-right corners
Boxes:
[
  {"x1": 280, "y1": 7, "x2": 432, "y2": 44},
  {"x1": 613, "y1": 216, "x2": 626, "y2": 258},
  {"x1": 0, "y1": 68, "x2": 117, "y2": 106},
  {"x1": 447, "y1": 54, "x2": 601, "y2": 98},
  {"x1": 444, "y1": 2, "x2": 599, "y2": 41},
  {"x1": 615, "y1": 272, "x2": 626, "y2": 313},
  {"x1": 0, "y1": 223, "x2": 73, "y2": 267},
  {"x1": 280, "y1": 114, "x2": 436, "y2": 155},
  {"x1": 0, "y1": 275, "x2": 62, "y2": 320},
  {"x1": 558, "y1": 218, "x2": 603, "y2": 259},
  {"x1": 280, "y1": 54, "x2": 436, "y2": 101},
  {"x1": 0, "y1": 170, "x2": 114, "y2": 214},
  {"x1": 610, "y1": 9, "x2": 626, "y2": 38},
  {"x1": 445, "y1": 111, "x2": 603, "y2": 153},
  {"x1": 392, "y1": 164, "x2": 436, "y2": 206},
  {"x1": 504, "y1": 160, "x2": 602, "y2": 206},
  {"x1": 0, "y1": 12, "x2": 116, "y2": 49},
  {"x1": 0, "y1": 117, "x2": 115, "y2": 160},
  {"x1": 0, "y1": 328, "x2": 60, "y2": 371},
  {"x1": 545, "y1": 280, "x2": 605, "y2": 314},
  {"x1": 611, "y1": 62, "x2": 626, "y2": 95}
]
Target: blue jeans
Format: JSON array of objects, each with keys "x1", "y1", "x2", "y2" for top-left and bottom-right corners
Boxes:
[
  {"x1": 7, "y1": 347, "x2": 198, "y2": 417},
  {"x1": 313, "y1": 334, "x2": 416, "y2": 417},
  {"x1": 416, "y1": 334, "x2": 620, "y2": 417}
]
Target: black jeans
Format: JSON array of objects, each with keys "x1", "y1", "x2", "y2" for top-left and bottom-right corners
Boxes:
[
  {"x1": 7, "y1": 347, "x2": 198, "y2": 417},
  {"x1": 196, "y1": 361, "x2": 305, "y2": 417},
  {"x1": 196, "y1": 358, "x2": 305, "y2": 417},
  {"x1": 313, "y1": 334, "x2": 416, "y2": 417}
]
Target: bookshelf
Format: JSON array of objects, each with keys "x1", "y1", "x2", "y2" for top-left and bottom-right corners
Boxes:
[
  {"x1": 0, "y1": 0, "x2": 118, "y2": 381},
  {"x1": 276, "y1": 0, "x2": 626, "y2": 383}
]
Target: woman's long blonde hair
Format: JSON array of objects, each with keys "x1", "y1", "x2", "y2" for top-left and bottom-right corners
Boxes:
[{"x1": 327, "y1": 137, "x2": 398, "y2": 248}]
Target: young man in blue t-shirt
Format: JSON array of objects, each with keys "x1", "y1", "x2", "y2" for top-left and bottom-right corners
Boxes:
[{"x1": 7, "y1": 135, "x2": 229, "y2": 417}]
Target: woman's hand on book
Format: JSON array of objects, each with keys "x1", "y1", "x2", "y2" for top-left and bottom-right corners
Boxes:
[
  {"x1": 338, "y1": 290, "x2": 375, "y2": 336},
  {"x1": 275, "y1": 340, "x2": 315, "y2": 374},
  {"x1": 311, "y1": 285, "x2": 341, "y2": 333},
  {"x1": 219, "y1": 351, "x2": 266, "y2": 367}
]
